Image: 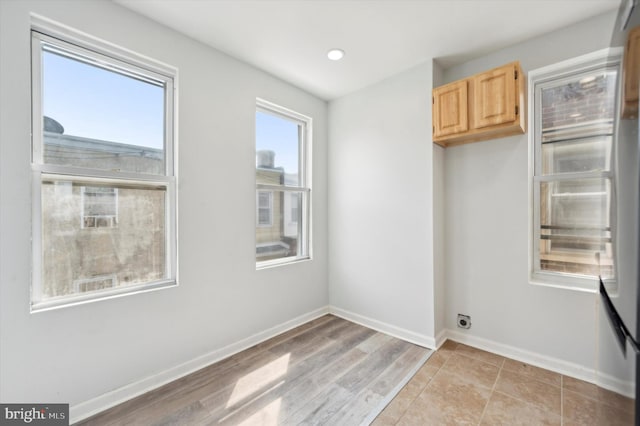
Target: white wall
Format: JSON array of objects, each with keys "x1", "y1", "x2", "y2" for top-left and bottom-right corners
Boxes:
[
  {"x1": 328, "y1": 62, "x2": 436, "y2": 346},
  {"x1": 0, "y1": 0, "x2": 328, "y2": 416},
  {"x1": 442, "y1": 10, "x2": 634, "y2": 390}
]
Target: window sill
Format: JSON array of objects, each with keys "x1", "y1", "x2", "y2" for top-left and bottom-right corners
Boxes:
[
  {"x1": 529, "y1": 271, "x2": 617, "y2": 294},
  {"x1": 256, "y1": 256, "x2": 311, "y2": 270},
  {"x1": 30, "y1": 279, "x2": 177, "y2": 313}
]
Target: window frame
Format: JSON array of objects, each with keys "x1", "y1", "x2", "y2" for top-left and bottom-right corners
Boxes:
[
  {"x1": 30, "y1": 20, "x2": 178, "y2": 312},
  {"x1": 528, "y1": 48, "x2": 622, "y2": 292},
  {"x1": 255, "y1": 98, "x2": 312, "y2": 269}
]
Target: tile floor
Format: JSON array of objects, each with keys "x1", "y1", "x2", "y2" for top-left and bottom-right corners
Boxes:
[{"x1": 372, "y1": 340, "x2": 635, "y2": 425}]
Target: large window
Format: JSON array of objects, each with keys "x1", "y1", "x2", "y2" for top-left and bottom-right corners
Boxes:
[
  {"x1": 255, "y1": 99, "x2": 311, "y2": 266},
  {"x1": 31, "y1": 25, "x2": 177, "y2": 311},
  {"x1": 530, "y1": 50, "x2": 620, "y2": 289}
]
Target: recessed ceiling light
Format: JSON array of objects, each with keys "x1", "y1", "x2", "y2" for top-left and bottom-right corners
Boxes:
[{"x1": 327, "y1": 49, "x2": 345, "y2": 61}]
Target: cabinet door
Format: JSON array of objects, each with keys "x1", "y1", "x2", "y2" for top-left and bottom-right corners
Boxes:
[
  {"x1": 472, "y1": 63, "x2": 516, "y2": 129},
  {"x1": 622, "y1": 26, "x2": 640, "y2": 119},
  {"x1": 433, "y1": 80, "x2": 468, "y2": 138}
]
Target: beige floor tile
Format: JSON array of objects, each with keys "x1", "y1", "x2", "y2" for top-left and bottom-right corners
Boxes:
[
  {"x1": 563, "y1": 376, "x2": 634, "y2": 413},
  {"x1": 563, "y1": 389, "x2": 634, "y2": 426},
  {"x1": 441, "y1": 339, "x2": 460, "y2": 351},
  {"x1": 373, "y1": 382, "x2": 423, "y2": 424},
  {"x1": 455, "y1": 344, "x2": 506, "y2": 367},
  {"x1": 371, "y1": 412, "x2": 398, "y2": 426},
  {"x1": 425, "y1": 351, "x2": 449, "y2": 368},
  {"x1": 396, "y1": 369, "x2": 492, "y2": 425},
  {"x1": 411, "y1": 363, "x2": 440, "y2": 386},
  {"x1": 397, "y1": 396, "x2": 479, "y2": 426},
  {"x1": 372, "y1": 399, "x2": 405, "y2": 426},
  {"x1": 436, "y1": 339, "x2": 460, "y2": 358},
  {"x1": 397, "y1": 376, "x2": 429, "y2": 402},
  {"x1": 494, "y1": 369, "x2": 561, "y2": 415},
  {"x1": 441, "y1": 353, "x2": 500, "y2": 389},
  {"x1": 480, "y1": 391, "x2": 561, "y2": 426},
  {"x1": 388, "y1": 343, "x2": 634, "y2": 426},
  {"x1": 502, "y1": 358, "x2": 561, "y2": 387}
]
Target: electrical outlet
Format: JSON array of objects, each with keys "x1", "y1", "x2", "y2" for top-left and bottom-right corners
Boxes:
[{"x1": 457, "y1": 314, "x2": 471, "y2": 329}]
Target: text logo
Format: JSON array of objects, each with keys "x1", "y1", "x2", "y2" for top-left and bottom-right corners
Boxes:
[{"x1": 0, "y1": 404, "x2": 68, "y2": 425}]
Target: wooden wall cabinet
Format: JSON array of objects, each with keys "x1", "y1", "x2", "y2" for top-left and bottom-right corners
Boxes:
[
  {"x1": 433, "y1": 61, "x2": 526, "y2": 147},
  {"x1": 622, "y1": 26, "x2": 640, "y2": 119}
]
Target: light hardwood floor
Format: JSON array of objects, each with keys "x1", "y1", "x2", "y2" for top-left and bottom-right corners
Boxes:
[{"x1": 76, "y1": 315, "x2": 430, "y2": 425}]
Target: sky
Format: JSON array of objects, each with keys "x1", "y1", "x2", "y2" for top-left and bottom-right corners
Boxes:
[
  {"x1": 43, "y1": 48, "x2": 301, "y2": 173},
  {"x1": 43, "y1": 50, "x2": 165, "y2": 149},
  {"x1": 255, "y1": 110, "x2": 300, "y2": 177}
]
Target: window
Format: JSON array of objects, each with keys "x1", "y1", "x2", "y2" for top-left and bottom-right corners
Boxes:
[
  {"x1": 255, "y1": 99, "x2": 311, "y2": 266},
  {"x1": 530, "y1": 50, "x2": 620, "y2": 289},
  {"x1": 31, "y1": 24, "x2": 177, "y2": 311}
]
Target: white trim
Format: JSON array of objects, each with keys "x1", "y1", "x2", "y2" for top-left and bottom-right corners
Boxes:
[
  {"x1": 434, "y1": 328, "x2": 448, "y2": 349},
  {"x1": 69, "y1": 305, "x2": 330, "y2": 424},
  {"x1": 30, "y1": 14, "x2": 177, "y2": 78},
  {"x1": 329, "y1": 306, "x2": 436, "y2": 349},
  {"x1": 527, "y1": 47, "x2": 623, "y2": 82},
  {"x1": 445, "y1": 329, "x2": 634, "y2": 398}
]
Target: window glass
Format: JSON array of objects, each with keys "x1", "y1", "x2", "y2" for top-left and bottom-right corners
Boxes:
[
  {"x1": 42, "y1": 46, "x2": 165, "y2": 175},
  {"x1": 41, "y1": 179, "x2": 166, "y2": 300},
  {"x1": 256, "y1": 111, "x2": 300, "y2": 185}
]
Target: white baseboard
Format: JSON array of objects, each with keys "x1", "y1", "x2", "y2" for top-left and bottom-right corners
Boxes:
[
  {"x1": 446, "y1": 329, "x2": 635, "y2": 399},
  {"x1": 435, "y1": 328, "x2": 448, "y2": 349},
  {"x1": 70, "y1": 305, "x2": 330, "y2": 424},
  {"x1": 328, "y1": 306, "x2": 436, "y2": 349}
]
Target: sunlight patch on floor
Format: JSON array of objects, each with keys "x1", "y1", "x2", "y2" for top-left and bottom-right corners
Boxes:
[
  {"x1": 237, "y1": 397, "x2": 282, "y2": 426},
  {"x1": 227, "y1": 353, "x2": 290, "y2": 408}
]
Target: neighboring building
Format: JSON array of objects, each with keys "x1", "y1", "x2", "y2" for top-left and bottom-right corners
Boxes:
[
  {"x1": 40, "y1": 120, "x2": 165, "y2": 299},
  {"x1": 255, "y1": 150, "x2": 298, "y2": 261}
]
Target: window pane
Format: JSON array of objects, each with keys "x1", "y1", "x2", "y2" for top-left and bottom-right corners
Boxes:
[
  {"x1": 256, "y1": 190, "x2": 303, "y2": 262},
  {"x1": 538, "y1": 179, "x2": 613, "y2": 278},
  {"x1": 541, "y1": 136, "x2": 611, "y2": 174},
  {"x1": 256, "y1": 111, "x2": 300, "y2": 186},
  {"x1": 42, "y1": 47, "x2": 165, "y2": 175},
  {"x1": 541, "y1": 70, "x2": 616, "y2": 131},
  {"x1": 39, "y1": 179, "x2": 166, "y2": 301}
]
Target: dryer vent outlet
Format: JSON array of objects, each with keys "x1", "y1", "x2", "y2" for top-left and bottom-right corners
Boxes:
[{"x1": 457, "y1": 314, "x2": 471, "y2": 329}]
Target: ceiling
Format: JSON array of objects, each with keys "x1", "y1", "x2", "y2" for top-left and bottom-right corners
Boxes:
[{"x1": 116, "y1": 0, "x2": 621, "y2": 100}]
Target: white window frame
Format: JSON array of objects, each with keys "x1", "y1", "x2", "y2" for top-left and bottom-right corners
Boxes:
[
  {"x1": 255, "y1": 98, "x2": 312, "y2": 268},
  {"x1": 528, "y1": 48, "x2": 621, "y2": 292},
  {"x1": 30, "y1": 19, "x2": 178, "y2": 312}
]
